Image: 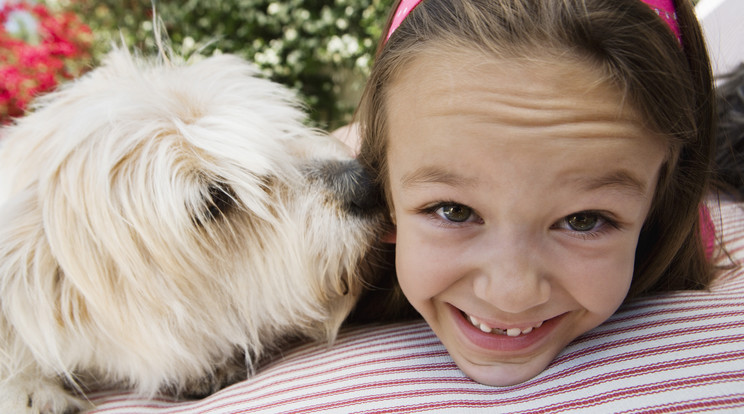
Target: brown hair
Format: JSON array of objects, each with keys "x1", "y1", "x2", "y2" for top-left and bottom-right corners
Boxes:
[{"x1": 353, "y1": 0, "x2": 716, "y2": 319}]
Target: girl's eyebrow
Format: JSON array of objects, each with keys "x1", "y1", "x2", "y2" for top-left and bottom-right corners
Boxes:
[
  {"x1": 400, "y1": 166, "x2": 477, "y2": 189},
  {"x1": 572, "y1": 170, "x2": 649, "y2": 198},
  {"x1": 400, "y1": 166, "x2": 649, "y2": 198}
]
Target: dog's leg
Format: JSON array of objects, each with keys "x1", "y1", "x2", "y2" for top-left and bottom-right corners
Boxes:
[
  {"x1": 177, "y1": 351, "x2": 249, "y2": 399},
  {"x1": 0, "y1": 378, "x2": 90, "y2": 414}
]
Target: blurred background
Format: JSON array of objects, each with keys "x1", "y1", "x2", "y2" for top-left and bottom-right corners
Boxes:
[{"x1": 0, "y1": 0, "x2": 390, "y2": 129}]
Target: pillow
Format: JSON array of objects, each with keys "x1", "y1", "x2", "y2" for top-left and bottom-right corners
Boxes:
[{"x1": 87, "y1": 200, "x2": 744, "y2": 413}]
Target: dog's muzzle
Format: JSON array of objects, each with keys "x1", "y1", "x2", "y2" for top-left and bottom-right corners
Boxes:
[{"x1": 305, "y1": 159, "x2": 383, "y2": 216}]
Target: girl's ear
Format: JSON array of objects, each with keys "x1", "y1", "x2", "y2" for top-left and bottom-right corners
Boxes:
[
  {"x1": 381, "y1": 227, "x2": 396, "y2": 243},
  {"x1": 381, "y1": 211, "x2": 396, "y2": 243}
]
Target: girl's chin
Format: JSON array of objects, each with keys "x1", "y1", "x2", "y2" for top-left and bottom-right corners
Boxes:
[{"x1": 451, "y1": 350, "x2": 559, "y2": 386}]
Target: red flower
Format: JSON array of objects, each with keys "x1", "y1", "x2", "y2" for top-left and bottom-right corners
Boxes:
[{"x1": 1, "y1": 1, "x2": 92, "y2": 125}]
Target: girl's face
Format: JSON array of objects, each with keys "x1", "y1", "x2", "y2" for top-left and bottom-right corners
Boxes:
[{"x1": 384, "y1": 50, "x2": 667, "y2": 386}]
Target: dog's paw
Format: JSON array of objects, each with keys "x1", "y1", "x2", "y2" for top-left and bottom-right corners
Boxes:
[
  {"x1": 0, "y1": 386, "x2": 34, "y2": 413},
  {"x1": 0, "y1": 382, "x2": 90, "y2": 414},
  {"x1": 178, "y1": 355, "x2": 248, "y2": 399}
]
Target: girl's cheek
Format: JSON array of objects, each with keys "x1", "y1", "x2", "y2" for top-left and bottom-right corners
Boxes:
[
  {"x1": 559, "y1": 242, "x2": 636, "y2": 312},
  {"x1": 395, "y1": 222, "x2": 454, "y2": 298}
]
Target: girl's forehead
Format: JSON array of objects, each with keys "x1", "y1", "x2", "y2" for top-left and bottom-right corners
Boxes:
[
  {"x1": 391, "y1": 47, "x2": 610, "y2": 99},
  {"x1": 383, "y1": 48, "x2": 667, "y2": 179},
  {"x1": 385, "y1": 48, "x2": 648, "y2": 137}
]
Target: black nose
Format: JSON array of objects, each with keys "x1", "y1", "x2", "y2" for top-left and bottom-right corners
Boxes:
[{"x1": 306, "y1": 159, "x2": 382, "y2": 214}]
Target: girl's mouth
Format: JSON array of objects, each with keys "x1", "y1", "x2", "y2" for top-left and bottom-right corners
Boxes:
[
  {"x1": 463, "y1": 312, "x2": 544, "y2": 337},
  {"x1": 448, "y1": 304, "x2": 569, "y2": 354},
  {"x1": 452, "y1": 305, "x2": 565, "y2": 353}
]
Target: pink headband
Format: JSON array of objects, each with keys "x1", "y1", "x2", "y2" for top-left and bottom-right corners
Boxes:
[
  {"x1": 385, "y1": 0, "x2": 681, "y2": 44},
  {"x1": 643, "y1": 0, "x2": 682, "y2": 43},
  {"x1": 385, "y1": 0, "x2": 424, "y2": 41}
]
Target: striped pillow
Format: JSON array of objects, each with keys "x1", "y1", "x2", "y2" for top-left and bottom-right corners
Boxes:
[{"x1": 88, "y1": 200, "x2": 744, "y2": 413}]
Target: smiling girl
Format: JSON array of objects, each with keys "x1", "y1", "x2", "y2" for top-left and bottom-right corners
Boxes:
[{"x1": 352, "y1": 0, "x2": 718, "y2": 386}]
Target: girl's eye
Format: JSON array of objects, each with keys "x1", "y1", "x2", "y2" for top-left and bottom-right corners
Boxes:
[
  {"x1": 437, "y1": 204, "x2": 474, "y2": 222},
  {"x1": 421, "y1": 202, "x2": 481, "y2": 225},
  {"x1": 566, "y1": 212, "x2": 599, "y2": 232},
  {"x1": 553, "y1": 210, "x2": 619, "y2": 238}
]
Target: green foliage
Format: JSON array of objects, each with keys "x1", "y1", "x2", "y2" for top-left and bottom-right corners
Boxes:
[{"x1": 53, "y1": 0, "x2": 391, "y2": 130}]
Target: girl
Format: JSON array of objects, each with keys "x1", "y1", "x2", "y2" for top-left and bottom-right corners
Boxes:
[{"x1": 352, "y1": 0, "x2": 719, "y2": 387}]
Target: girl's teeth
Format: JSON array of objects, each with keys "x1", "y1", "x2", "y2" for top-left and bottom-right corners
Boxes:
[{"x1": 465, "y1": 312, "x2": 543, "y2": 336}]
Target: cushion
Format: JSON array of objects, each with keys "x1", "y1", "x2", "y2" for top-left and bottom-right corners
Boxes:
[{"x1": 87, "y1": 199, "x2": 744, "y2": 413}]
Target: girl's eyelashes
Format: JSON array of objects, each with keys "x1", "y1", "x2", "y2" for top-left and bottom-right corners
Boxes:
[
  {"x1": 552, "y1": 211, "x2": 620, "y2": 238},
  {"x1": 420, "y1": 202, "x2": 483, "y2": 225},
  {"x1": 418, "y1": 203, "x2": 621, "y2": 237}
]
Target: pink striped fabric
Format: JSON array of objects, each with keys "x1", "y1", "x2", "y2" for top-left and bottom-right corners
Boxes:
[{"x1": 88, "y1": 199, "x2": 744, "y2": 413}]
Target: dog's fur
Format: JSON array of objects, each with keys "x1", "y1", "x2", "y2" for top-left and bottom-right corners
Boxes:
[{"x1": 0, "y1": 49, "x2": 384, "y2": 413}]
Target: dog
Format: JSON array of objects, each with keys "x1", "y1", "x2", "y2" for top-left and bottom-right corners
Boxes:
[{"x1": 0, "y1": 48, "x2": 385, "y2": 413}]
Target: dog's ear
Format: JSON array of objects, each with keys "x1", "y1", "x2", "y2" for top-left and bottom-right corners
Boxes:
[
  {"x1": 0, "y1": 185, "x2": 53, "y2": 280},
  {"x1": 0, "y1": 185, "x2": 67, "y2": 361}
]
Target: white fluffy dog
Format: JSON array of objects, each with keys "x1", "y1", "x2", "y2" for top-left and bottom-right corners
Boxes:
[{"x1": 0, "y1": 49, "x2": 385, "y2": 413}]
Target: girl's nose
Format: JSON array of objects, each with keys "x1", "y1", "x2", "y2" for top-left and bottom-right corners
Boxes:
[{"x1": 471, "y1": 234, "x2": 551, "y2": 314}]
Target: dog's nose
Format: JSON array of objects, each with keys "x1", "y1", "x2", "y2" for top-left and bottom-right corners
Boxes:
[{"x1": 305, "y1": 159, "x2": 382, "y2": 215}]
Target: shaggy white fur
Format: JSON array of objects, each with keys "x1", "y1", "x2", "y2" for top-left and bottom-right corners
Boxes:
[{"x1": 0, "y1": 49, "x2": 384, "y2": 413}]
